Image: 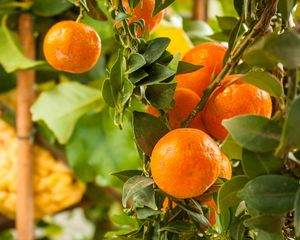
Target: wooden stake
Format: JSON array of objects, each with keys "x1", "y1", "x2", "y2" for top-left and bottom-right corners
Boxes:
[
  {"x1": 16, "y1": 12, "x2": 35, "y2": 240},
  {"x1": 192, "y1": 0, "x2": 208, "y2": 21}
]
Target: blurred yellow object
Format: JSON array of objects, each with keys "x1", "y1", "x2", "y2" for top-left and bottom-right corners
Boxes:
[
  {"x1": 0, "y1": 118, "x2": 85, "y2": 219},
  {"x1": 152, "y1": 21, "x2": 193, "y2": 58}
]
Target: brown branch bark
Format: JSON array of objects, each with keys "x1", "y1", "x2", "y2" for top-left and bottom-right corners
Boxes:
[
  {"x1": 16, "y1": 12, "x2": 35, "y2": 240},
  {"x1": 192, "y1": 0, "x2": 207, "y2": 21}
]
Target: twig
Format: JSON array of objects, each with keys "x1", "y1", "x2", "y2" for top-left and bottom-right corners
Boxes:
[
  {"x1": 16, "y1": 10, "x2": 35, "y2": 240},
  {"x1": 182, "y1": 0, "x2": 279, "y2": 127}
]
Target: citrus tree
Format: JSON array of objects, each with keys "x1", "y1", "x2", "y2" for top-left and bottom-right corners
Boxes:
[{"x1": 0, "y1": 0, "x2": 300, "y2": 239}]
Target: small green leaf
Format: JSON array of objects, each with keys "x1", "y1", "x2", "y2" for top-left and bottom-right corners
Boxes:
[
  {"x1": 241, "y1": 150, "x2": 283, "y2": 179},
  {"x1": 122, "y1": 176, "x2": 154, "y2": 208},
  {"x1": 126, "y1": 53, "x2": 146, "y2": 74},
  {"x1": 295, "y1": 187, "x2": 300, "y2": 237},
  {"x1": 133, "y1": 111, "x2": 169, "y2": 156},
  {"x1": 159, "y1": 221, "x2": 196, "y2": 234},
  {"x1": 0, "y1": 24, "x2": 45, "y2": 73},
  {"x1": 32, "y1": 82, "x2": 102, "y2": 144},
  {"x1": 223, "y1": 115, "x2": 281, "y2": 152},
  {"x1": 85, "y1": 0, "x2": 107, "y2": 21},
  {"x1": 216, "y1": 16, "x2": 239, "y2": 32},
  {"x1": 142, "y1": 38, "x2": 171, "y2": 65},
  {"x1": 277, "y1": 97, "x2": 300, "y2": 153},
  {"x1": 102, "y1": 79, "x2": 115, "y2": 107},
  {"x1": 277, "y1": 0, "x2": 297, "y2": 22},
  {"x1": 133, "y1": 186, "x2": 157, "y2": 210},
  {"x1": 112, "y1": 170, "x2": 143, "y2": 182},
  {"x1": 128, "y1": 0, "x2": 141, "y2": 9},
  {"x1": 244, "y1": 215, "x2": 284, "y2": 233},
  {"x1": 218, "y1": 175, "x2": 249, "y2": 210},
  {"x1": 238, "y1": 175, "x2": 299, "y2": 214},
  {"x1": 257, "y1": 230, "x2": 284, "y2": 240},
  {"x1": 110, "y1": 50, "x2": 125, "y2": 95},
  {"x1": 176, "y1": 61, "x2": 203, "y2": 74},
  {"x1": 153, "y1": 0, "x2": 175, "y2": 16},
  {"x1": 242, "y1": 71, "x2": 283, "y2": 97},
  {"x1": 121, "y1": 78, "x2": 134, "y2": 107},
  {"x1": 129, "y1": 68, "x2": 148, "y2": 84},
  {"x1": 220, "y1": 135, "x2": 242, "y2": 160},
  {"x1": 33, "y1": 0, "x2": 72, "y2": 17},
  {"x1": 141, "y1": 63, "x2": 175, "y2": 85},
  {"x1": 114, "y1": 12, "x2": 131, "y2": 23},
  {"x1": 145, "y1": 83, "x2": 176, "y2": 109}
]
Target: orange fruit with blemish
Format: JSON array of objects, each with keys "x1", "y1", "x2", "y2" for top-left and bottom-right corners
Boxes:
[
  {"x1": 203, "y1": 74, "x2": 272, "y2": 141},
  {"x1": 150, "y1": 128, "x2": 222, "y2": 199},
  {"x1": 176, "y1": 43, "x2": 227, "y2": 97},
  {"x1": 146, "y1": 88, "x2": 205, "y2": 130},
  {"x1": 43, "y1": 21, "x2": 101, "y2": 73}
]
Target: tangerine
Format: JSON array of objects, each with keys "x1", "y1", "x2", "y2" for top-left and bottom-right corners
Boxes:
[
  {"x1": 203, "y1": 74, "x2": 272, "y2": 141},
  {"x1": 219, "y1": 153, "x2": 232, "y2": 180},
  {"x1": 43, "y1": 21, "x2": 101, "y2": 73},
  {"x1": 121, "y1": 0, "x2": 164, "y2": 34},
  {"x1": 176, "y1": 43, "x2": 227, "y2": 97},
  {"x1": 146, "y1": 88, "x2": 205, "y2": 130},
  {"x1": 150, "y1": 128, "x2": 222, "y2": 199}
]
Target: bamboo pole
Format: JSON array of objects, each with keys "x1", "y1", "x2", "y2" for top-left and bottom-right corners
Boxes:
[
  {"x1": 192, "y1": 0, "x2": 208, "y2": 21},
  {"x1": 16, "y1": 10, "x2": 35, "y2": 240}
]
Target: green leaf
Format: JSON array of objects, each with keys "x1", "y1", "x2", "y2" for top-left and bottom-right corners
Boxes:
[
  {"x1": 145, "y1": 83, "x2": 176, "y2": 109},
  {"x1": 32, "y1": 82, "x2": 102, "y2": 144},
  {"x1": 133, "y1": 111, "x2": 169, "y2": 156},
  {"x1": 159, "y1": 221, "x2": 196, "y2": 234},
  {"x1": 85, "y1": 0, "x2": 107, "y2": 21},
  {"x1": 122, "y1": 176, "x2": 154, "y2": 208},
  {"x1": 128, "y1": 0, "x2": 141, "y2": 9},
  {"x1": 244, "y1": 215, "x2": 284, "y2": 233},
  {"x1": 216, "y1": 16, "x2": 239, "y2": 32},
  {"x1": 112, "y1": 170, "x2": 143, "y2": 183},
  {"x1": 126, "y1": 53, "x2": 146, "y2": 74},
  {"x1": 257, "y1": 230, "x2": 284, "y2": 240},
  {"x1": 241, "y1": 150, "x2": 283, "y2": 179},
  {"x1": 238, "y1": 175, "x2": 299, "y2": 214},
  {"x1": 0, "y1": 24, "x2": 45, "y2": 73},
  {"x1": 218, "y1": 175, "x2": 249, "y2": 210},
  {"x1": 220, "y1": 135, "x2": 242, "y2": 160},
  {"x1": 142, "y1": 38, "x2": 170, "y2": 65},
  {"x1": 176, "y1": 61, "x2": 203, "y2": 75},
  {"x1": 223, "y1": 115, "x2": 281, "y2": 152},
  {"x1": 277, "y1": 0, "x2": 297, "y2": 21},
  {"x1": 242, "y1": 71, "x2": 283, "y2": 97},
  {"x1": 102, "y1": 79, "x2": 115, "y2": 107},
  {"x1": 141, "y1": 63, "x2": 175, "y2": 85},
  {"x1": 153, "y1": 0, "x2": 175, "y2": 16},
  {"x1": 295, "y1": 187, "x2": 300, "y2": 237},
  {"x1": 277, "y1": 97, "x2": 300, "y2": 153},
  {"x1": 32, "y1": 0, "x2": 72, "y2": 17},
  {"x1": 133, "y1": 186, "x2": 157, "y2": 210},
  {"x1": 110, "y1": 50, "x2": 125, "y2": 98},
  {"x1": 129, "y1": 69, "x2": 149, "y2": 84},
  {"x1": 136, "y1": 207, "x2": 160, "y2": 219},
  {"x1": 0, "y1": 66, "x2": 16, "y2": 93}
]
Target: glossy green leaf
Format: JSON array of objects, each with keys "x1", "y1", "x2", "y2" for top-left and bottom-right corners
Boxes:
[
  {"x1": 122, "y1": 176, "x2": 154, "y2": 208},
  {"x1": 238, "y1": 175, "x2": 299, "y2": 214},
  {"x1": 121, "y1": 78, "x2": 134, "y2": 107},
  {"x1": 110, "y1": 50, "x2": 125, "y2": 96},
  {"x1": 277, "y1": 0, "x2": 297, "y2": 21},
  {"x1": 33, "y1": 0, "x2": 72, "y2": 17},
  {"x1": 136, "y1": 207, "x2": 160, "y2": 219},
  {"x1": 153, "y1": 0, "x2": 175, "y2": 16},
  {"x1": 223, "y1": 115, "x2": 281, "y2": 152},
  {"x1": 242, "y1": 71, "x2": 283, "y2": 97},
  {"x1": 133, "y1": 186, "x2": 157, "y2": 210},
  {"x1": 142, "y1": 38, "x2": 170, "y2": 65},
  {"x1": 295, "y1": 187, "x2": 300, "y2": 237},
  {"x1": 128, "y1": 0, "x2": 141, "y2": 9},
  {"x1": 133, "y1": 112, "x2": 169, "y2": 156},
  {"x1": 218, "y1": 175, "x2": 249, "y2": 210},
  {"x1": 145, "y1": 83, "x2": 176, "y2": 109},
  {"x1": 244, "y1": 215, "x2": 284, "y2": 233},
  {"x1": 112, "y1": 170, "x2": 143, "y2": 183},
  {"x1": 242, "y1": 150, "x2": 283, "y2": 179},
  {"x1": 32, "y1": 82, "x2": 103, "y2": 144},
  {"x1": 216, "y1": 16, "x2": 239, "y2": 32},
  {"x1": 126, "y1": 53, "x2": 146, "y2": 74},
  {"x1": 133, "y1": 111, "x2": 169, "y2": 156},
  {"x1": 129, "y1": 69, "x2": 149, "y2": 84},
  {"x1": 159, "y1": 221, "x2": 196, "y2": 234},
  {"x1": 176, "y1": 61, "x2": 203, "y2": 75},
  {"x1": 0, "y1": 25, "x2": 45, "y2": 73},
  {"x1": 277, "y1": 97, "x2": 300, "y2": 153},
  {"x1": 102, "y1": 79, "x2": 115, "y2": 107},
  {"x1": 220, "y1": 135, "x2": 242, "y2": 160},
  {"x1": 141, "y1": 63, "x2": 175, "y2": 85}
]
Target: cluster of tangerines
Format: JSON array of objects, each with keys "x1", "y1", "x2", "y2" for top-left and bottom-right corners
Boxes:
[{"x1": 42, "y1": 0, "x2": 272, "y2": 227}]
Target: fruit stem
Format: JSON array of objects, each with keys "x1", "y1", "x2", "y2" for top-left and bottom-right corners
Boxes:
[{"x1": 182, "y1": 0, "x2": 279, "y2": 128}]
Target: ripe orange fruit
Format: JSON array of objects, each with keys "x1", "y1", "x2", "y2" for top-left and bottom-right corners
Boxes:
[
  {"x1": 176, "y1": 43, "x2": 227, "y2": 97},
  {"x1": 146, "y1": 88, "x2": 205, "y2": 130},
  {"x1": 162, "y1": 197, "x2": 177, "y2": 210},
  {"x1": 219, "y1": 153, "x2": 232, "y2": 180},
  {"x1": 150, "y1": 128, "x2": 222, "y2": 199},
  {"x1": 43, "y1": 21, "x2": 101, "y2": 73},
  {"x1": 121, "y1": 0, "x2": 164, "y2": 34},
  {"x1": 203, "y1": 74, "x2": 272, "y2": 141}
]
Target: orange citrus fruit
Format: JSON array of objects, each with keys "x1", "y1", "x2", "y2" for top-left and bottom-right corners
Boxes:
[
  {"x1": 150, "y1": 128, "x2": 222, "y2": 199},
  {"x1": 146, "y1": 88, "x2": 205, "y2": 130},
  {"x1": 203, "y1": 74, "x2": 272, "y2": 141},
  {"x1": 121, "y1": 0, "x2": 164, "y2": 34},
  {"x1": 43, "y1": 21, "x2": 101, "y2": 73},
  {"x1": 219, "y1": 153, "x2": 232, "y2": 180},
  {"x1": 176, "y1": 43, "x2": 227, "y2": 97}
]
